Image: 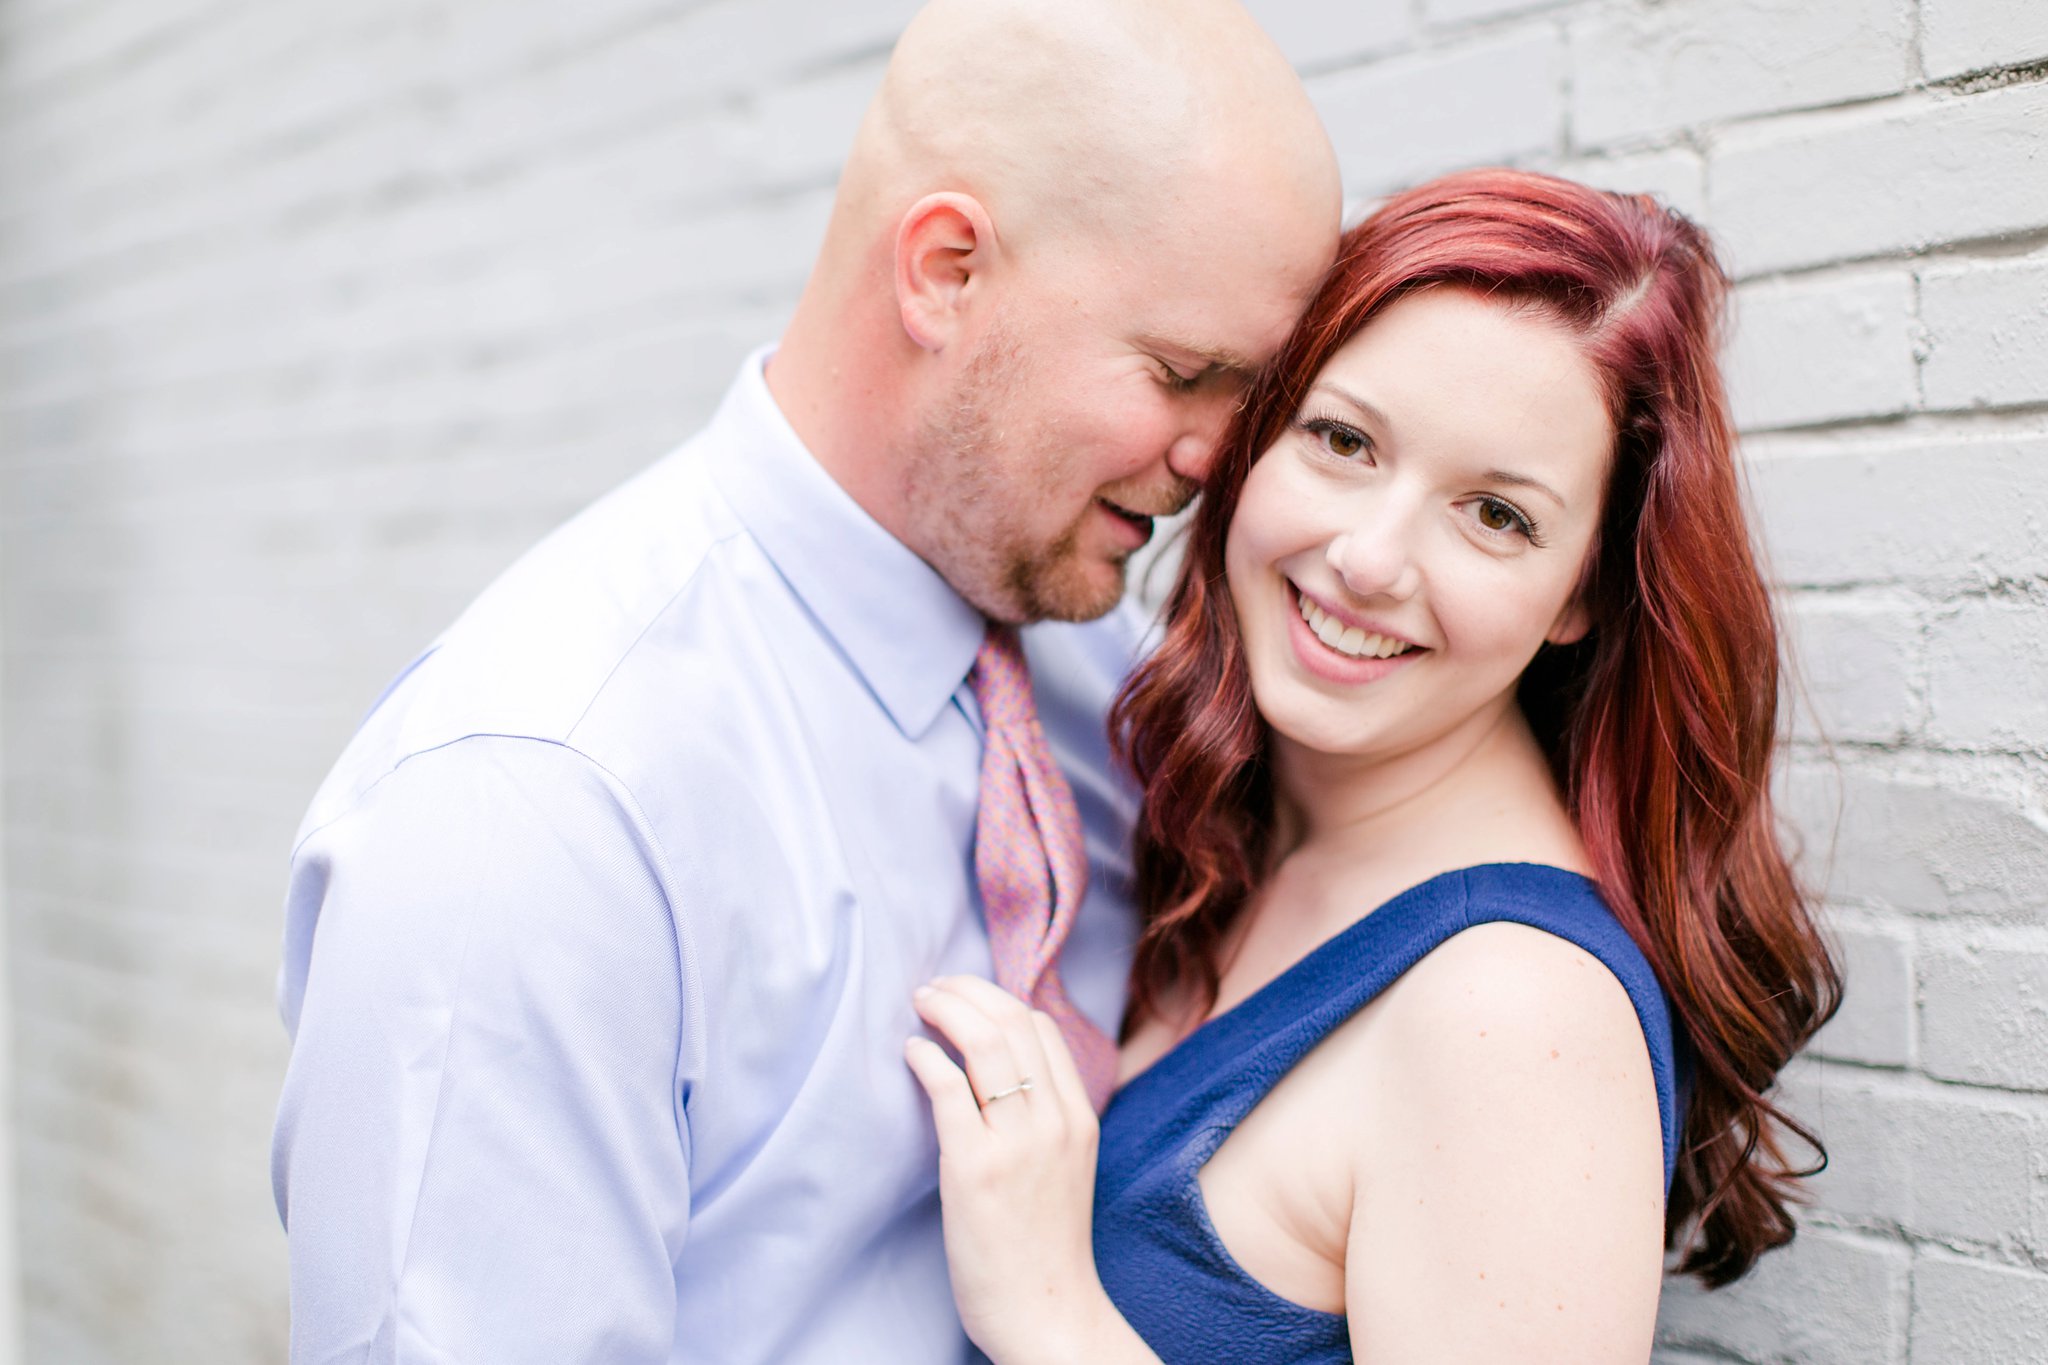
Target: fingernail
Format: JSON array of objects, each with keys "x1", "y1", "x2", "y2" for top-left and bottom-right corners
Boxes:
[{"x1": 913, "y1": 985, "x2": 936, "y2": 1001}]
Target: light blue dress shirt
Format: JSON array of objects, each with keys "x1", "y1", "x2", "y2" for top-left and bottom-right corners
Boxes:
[{"x1": 272, "y1": 347, "x2": 1145, "y2": 1365}]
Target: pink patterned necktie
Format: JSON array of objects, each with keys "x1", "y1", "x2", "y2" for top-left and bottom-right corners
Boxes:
[{"x1": 969, "y1": 624, "x2": 1120, "y2": 1111}]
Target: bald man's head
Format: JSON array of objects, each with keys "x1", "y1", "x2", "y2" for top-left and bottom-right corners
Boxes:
[
  {"x1": 770, "y1": 0, "x2": 1341, "y2": 624},
  {"x1": 842, "y1": 0, "x2": 1329, "y2": 253}
]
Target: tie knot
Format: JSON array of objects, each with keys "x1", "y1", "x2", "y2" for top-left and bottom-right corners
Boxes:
[{"x1": 969, "y1": 623, "x2": 1033, "y2": 731}]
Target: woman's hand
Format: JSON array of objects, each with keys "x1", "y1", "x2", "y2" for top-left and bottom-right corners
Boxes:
[{"x1": 904, "y1": 975, "x2": 1120, "y2": 1365}]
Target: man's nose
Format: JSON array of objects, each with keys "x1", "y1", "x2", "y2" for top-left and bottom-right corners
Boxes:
[{"x1": 1164, "y1": 393, "x2": 1237, "y2": 485}]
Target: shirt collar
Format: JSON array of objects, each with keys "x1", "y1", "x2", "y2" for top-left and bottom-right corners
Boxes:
[{"x1": 707, "y1": 345, "x2": 987, "y2": 739}]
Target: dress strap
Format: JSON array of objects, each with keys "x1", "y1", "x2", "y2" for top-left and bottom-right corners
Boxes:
[{"x1": 1099, "y1": 864, "x2": 1685, "y2": 1197}]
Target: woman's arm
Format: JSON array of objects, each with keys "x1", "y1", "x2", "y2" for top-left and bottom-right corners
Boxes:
[
  {"x1": 1342, "y1": 922, "x2": 1667, "y2": 1364},
  {"x1": 905, "y1": 976, "x2": 1165, "y2": 1365}
]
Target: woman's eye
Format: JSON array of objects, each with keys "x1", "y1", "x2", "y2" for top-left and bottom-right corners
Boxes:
[
  {"x1": 1473, "y1": 496, "x2": 1540, "y2": 542},
  {"x1": 1301, "y1": 418, "x2": 1369, "y2": 459}
]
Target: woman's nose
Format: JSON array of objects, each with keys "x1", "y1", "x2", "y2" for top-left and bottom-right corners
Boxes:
[{"x1": 1326, "y1": 514, "x2": 1423, "y2": 603}]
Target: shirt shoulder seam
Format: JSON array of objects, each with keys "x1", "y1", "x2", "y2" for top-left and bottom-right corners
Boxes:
[
  {"x1": 290, "y1": 732, "x2": 698, "y2": 1152},
  {"x1": 562, "y1": 518, "x2": 752, "y2": 745}
]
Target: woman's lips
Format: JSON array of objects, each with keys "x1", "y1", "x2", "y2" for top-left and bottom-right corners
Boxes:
[{"x1": 1285, "y1": 582, "x2": 1427, "y2": 684}]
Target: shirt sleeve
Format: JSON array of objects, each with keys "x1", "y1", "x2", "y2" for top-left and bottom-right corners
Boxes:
[{"x1": 272, "y1": 735, "x2": 691, "y2": 1364}]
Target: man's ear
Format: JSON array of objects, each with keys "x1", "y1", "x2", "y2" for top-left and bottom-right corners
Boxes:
[{"x1": 894, "y1": 192, "x2": 997, "y2": 352}]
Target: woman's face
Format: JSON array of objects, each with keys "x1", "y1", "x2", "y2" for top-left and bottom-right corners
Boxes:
[{"x1": 1223, "y1": 286, "x2": 1615, "y2": 768}]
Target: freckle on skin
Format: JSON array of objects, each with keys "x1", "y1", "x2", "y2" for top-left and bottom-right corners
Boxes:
[{"x1": 1549, "y1": 1049, "x2": 1560, "y2": 1059}]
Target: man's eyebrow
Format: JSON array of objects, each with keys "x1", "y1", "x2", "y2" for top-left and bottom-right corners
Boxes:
[{"x1": 1141, "y1": 334, "x2": 1260, "y2": 379}]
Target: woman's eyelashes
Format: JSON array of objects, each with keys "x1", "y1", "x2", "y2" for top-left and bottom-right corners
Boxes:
[
  {"x1": 1297, "y1": 413, "x2": 1372, "y2": 460},
  {"x1": 1471, "y1": 494, "x2": 1545, "y2": 547},
  {"x1": 1295, "y1": 409, "x2": 1549, "y2": 548}
]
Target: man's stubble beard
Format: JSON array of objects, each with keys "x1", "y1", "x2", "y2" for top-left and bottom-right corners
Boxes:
[{"x1": 904, "y1": 325, "x2": 1128, "y2": 625}]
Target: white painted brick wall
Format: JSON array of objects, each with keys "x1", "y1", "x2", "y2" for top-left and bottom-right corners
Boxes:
[
  {"x1": 1243, "y1": 0, "x2": 1412, "y2": 70},
  {"x1": 1308, "y1": 25, "x2": 1567, "y2": 197},
  {"x1": 1655, "y1": 1227, "x2": 1912, "y2": 1364},
  {"x1": 1, "y1": 2, "x2": 2044, "y2": 1363},
  {"x1": 1910, "y1": 1253, "x2": 2048, "y2": 1362},
  {"x1": 1568, "y1": 0, "x2": 1911, "y2": 144},
  {"x1": 1920, "y1": 0, "x2": 2048, "y2": 82},
  {"x1": 1786, "y1": 594, "x2": 1921, "y2": 743},
  {"x1": 1810, "y1": 913, "x2": 1915, "y2": 1068},
  {"x1": 1709, "y1": 83, "x2": 2048, "y2": 274},
  {"x1": 1726, "y1": 271, "x2": 1920, "y2": 429},
  {"x1": 1927, "y1": 602, "x2": 2048, "y2": 748},
  {"x1": 1919, "y1": 255, "x2": 2048, "y2": 410},
  {"x1": 1918, "y1": 931, "x2": 2048, "y2": 1091}
]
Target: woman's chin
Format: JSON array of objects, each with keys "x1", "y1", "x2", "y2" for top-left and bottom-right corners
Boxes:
[{"x1": 1249, "y1": 684, "x2": 1385, "y2": 763}]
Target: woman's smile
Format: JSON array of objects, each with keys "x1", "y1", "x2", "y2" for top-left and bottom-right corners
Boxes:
[{"x1": 1286, "y1": 581, "x2": 1427, "y2": 684}]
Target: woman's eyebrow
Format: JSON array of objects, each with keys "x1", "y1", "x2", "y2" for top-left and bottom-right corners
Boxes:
[
  {"x1": 1309, "y1": 380, "x2": 1395, "y2": 435},
  {"x1": 1483, "y1": 468, "x2": 1567, "y2": 508},
  {"x1": 1314, "y1": 379, "x2": 1568, "y2": 506}
]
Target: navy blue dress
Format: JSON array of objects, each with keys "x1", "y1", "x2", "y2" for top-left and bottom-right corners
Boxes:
[{"x1": 1091, "y1": 863, "x2": 1685, "y2": 1364}]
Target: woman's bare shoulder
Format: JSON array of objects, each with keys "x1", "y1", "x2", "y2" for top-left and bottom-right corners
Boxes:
[
  {"x1": 1366, "y1": 918, "x2": 1655, "y2": 1104},
  {"x1": 1337, "y1": 921, "x2": 1667, "y2": 1363}
]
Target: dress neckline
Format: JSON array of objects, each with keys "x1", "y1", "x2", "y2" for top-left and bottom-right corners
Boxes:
[{"x1": 1111, "y1": 861, "x2": 1593, "y2": 1107}]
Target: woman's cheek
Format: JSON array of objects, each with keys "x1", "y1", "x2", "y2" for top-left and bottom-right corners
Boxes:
[{"x1": 1439, "y1": 576, "x2": 1560, "y2": 685}]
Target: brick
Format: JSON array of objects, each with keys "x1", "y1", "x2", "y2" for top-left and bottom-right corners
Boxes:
[
  {"x1": 1926, "y1": 602, "x2": 2048, "y2": 750},
  {"x1": 1783, "y1": 593, "x2": 1920, "y2": 745},
  {"x1": 1426, "y1": 0, "x2": 1567, "y2": 26},
  {"x1": 1910, "y1": 1252, "x2": 2048, "y2": 1363},
  {"x1": 432, "y1": 0, "x2": 921, "y2": 108},
  {"x1": 1710, "y1": 83, "x2": 2048, "y2": 275},
  {"x1": 1746, "y1": 433, "x2": 2048, "y2": 592},
  {"x1": 1569, "y1": 0, "x2": 1909, "y2": 147},
  {"x1": 1778, "y1": 764, "x2": 2048, "y2": 924},
  {"x1": 1725, "y1": 272, "x2": 1918, "y2": 430},
  {"x1": 1309, "y1": 25, "x2": 1564, "y2": 198},
  {"x1": 1921, "y1": 934, "x2": 2048, "y2": 1090},
  {"x1": 1549, "y1": 147, "x2": 1708, "y2": 223},
  {"x1": 667, "y1": 0, "x2": 924, "y2": 80},
  {"x1": 1810, "y1": 916, "x2": 1914, "y2": 1067},
  {"x1": 1920, "y1": 257, "x2": 2048, "y2": 412},
  {"x1": 712, "y1": 57, "x2": 888, "y2": 193},
  {"x1": 1655, "y1": 1227, "x2": 1908, "y2": 1365},
  {"x1": 1883, "y1": 1094, "x2": 2045, "y2": 1251},
  {"x1": 1921, "y1": 0, "x2": 2048, "y2": 82},
  {"x1": 1241, "y1": 0, "x2": 1413, "y2": 71},
  {"x1": 1779, "y1": 1063, "x2": 2046, "y2": 1248}
]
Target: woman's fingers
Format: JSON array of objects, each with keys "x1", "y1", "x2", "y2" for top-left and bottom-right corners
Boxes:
[
  {"x1": 912, "y1": 979, "x2": 1038, "y2": 1124},
  {"x1": 901, "y1": 978, "x2": 1112, "y2": 1364},
  {"x1": 1030, "y1": 1009, "x2": 1096, "y2": 1121},
  {"x1": 933, "y1": 977, "x2": 1058, "y2": 1108},
  {"x1": 903, "y1": 1035, "x2": 986, "y2": 1148}
]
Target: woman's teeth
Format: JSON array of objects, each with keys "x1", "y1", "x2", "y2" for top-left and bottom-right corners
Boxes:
[{"x1": 1297, "y1": 591, "x2": 1416, "y2": 661}]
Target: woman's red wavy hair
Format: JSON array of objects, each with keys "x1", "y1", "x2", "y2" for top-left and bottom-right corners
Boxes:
[{"x1": 1110, "y1": 168, "x2": 1841, "y2": 1286}]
